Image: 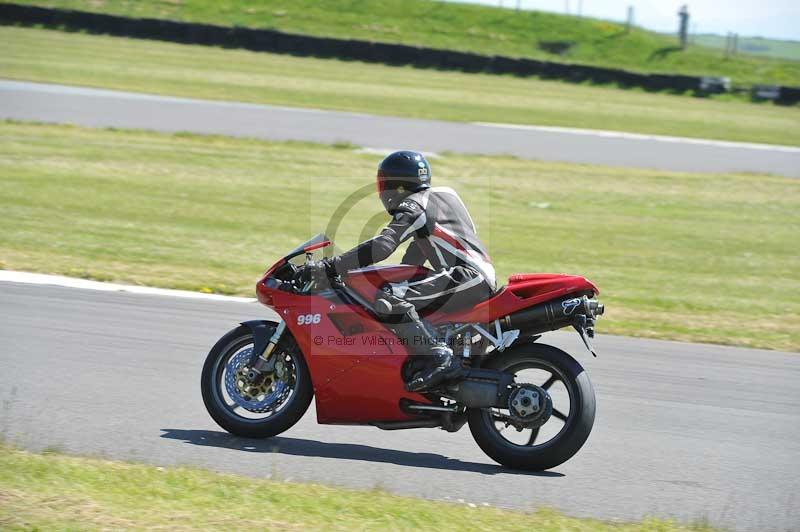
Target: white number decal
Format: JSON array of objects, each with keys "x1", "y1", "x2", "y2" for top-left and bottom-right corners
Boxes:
[{"x1": 297, "y1": 314, "x2": 321, "y2": 326}]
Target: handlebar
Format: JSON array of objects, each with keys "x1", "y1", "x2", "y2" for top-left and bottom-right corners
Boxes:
[{"x1": 293, "y1": 260, "x2": 343, "y2": 292}]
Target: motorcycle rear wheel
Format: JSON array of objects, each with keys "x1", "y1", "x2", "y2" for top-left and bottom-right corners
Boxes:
[
  {"x1": 201, "y1": 324, "x2": 313, "y2": 439},
  {"x1": 468, "y1": 343, "x2": 595, "y2": 471}
]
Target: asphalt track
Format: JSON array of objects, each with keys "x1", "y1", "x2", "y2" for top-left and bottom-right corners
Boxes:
[
  {"x1": 2, "y1": 79, "x2": 800, "y2": 177},
  {"x1": 2, "y1": 281, "x2": 798, "y2": 531}
]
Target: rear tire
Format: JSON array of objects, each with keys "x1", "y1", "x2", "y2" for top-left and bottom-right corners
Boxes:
[
  {"x1": 468, "y1": 343, "x2": 595, "y2": 471},
  {"x1": 201, "y1": 324, "x2": 313, "y2": 439}
]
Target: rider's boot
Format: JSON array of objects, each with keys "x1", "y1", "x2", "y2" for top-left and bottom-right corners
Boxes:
[
  {"x1": 375, "y1": 292, "x2": 462, "y2": 392},
  {"x1": 404, "y1": 337, "x2": 462, "y2": 392}
]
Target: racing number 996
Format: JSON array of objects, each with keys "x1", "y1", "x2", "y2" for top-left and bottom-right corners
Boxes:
[{"x1": 297, "y1": 313, "x2": 321, "y2": 326}]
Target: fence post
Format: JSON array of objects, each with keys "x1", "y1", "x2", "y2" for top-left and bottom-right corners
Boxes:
[
  {"x1": 678, "y1": 5, "x2": 690, "y2": 49},
  {"x1": 625, "y1": 6, "x2": 634, "y2": 33}
]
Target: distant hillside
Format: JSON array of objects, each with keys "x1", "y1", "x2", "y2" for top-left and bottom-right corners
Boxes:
[
  {"x1": 694, "y1": 34, "x2": 800, "y2": 62},
  {"x1": 8, "y1": 0, "x2": 800, "y2": 86}
]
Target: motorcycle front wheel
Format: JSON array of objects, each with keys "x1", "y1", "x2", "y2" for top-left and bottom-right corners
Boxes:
[
  {"x1": 201, "y1": 323, "x2": 313, "y2": 439},
  {"x1": 468, "y1": 343, "x2": 595, "y2": 471}
]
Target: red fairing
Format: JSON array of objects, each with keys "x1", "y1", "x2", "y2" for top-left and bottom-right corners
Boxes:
[
  {"x1": 429, "y1": 273, "x2": 598, "y2": 325},
  {"x1": 508, "y1": 273, "x2": 598, "y2": 296},
  {"x1": 258, "y1": 280, "x2": 433, "y2": 423},
  {"x1": 260, "y1": 258, "x2": 286, "y2": 282}
]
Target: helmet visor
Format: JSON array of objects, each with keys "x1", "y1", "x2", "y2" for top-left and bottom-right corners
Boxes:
[{"x1": 376, "y1": 170, "x2": 387, "y2": 195}]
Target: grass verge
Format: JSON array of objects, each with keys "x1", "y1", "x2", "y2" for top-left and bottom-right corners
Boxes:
[
  {"x1": 1, "y1": 26, "x2": 799, "y2": 146},
  {"x1": 1, "y1": 121, "x2": 799, "y2": 351},
  {"x1": 0, "y1": 445, "x2": 713, "y2": 531},
  {"x1": 694, "y1": 34, "x2": 800, "y2": 61},
  {"x1": 9, "y1": 0, "x2": 800, "y2": 86}
]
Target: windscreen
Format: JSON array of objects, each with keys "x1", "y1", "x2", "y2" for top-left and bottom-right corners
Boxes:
[{"x1": 284, "y1": 233, "x2": 331, "y2": 261}]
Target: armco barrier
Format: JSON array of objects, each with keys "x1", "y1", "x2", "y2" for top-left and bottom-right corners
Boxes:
[
  {"x1": 1, "y1": 2, "x2": 798, "y2": 103},
  {"x1": 778, "y1": 87, "x2": 800, "y2": 105}
]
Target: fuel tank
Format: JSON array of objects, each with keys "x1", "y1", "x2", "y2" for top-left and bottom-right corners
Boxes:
[{"x1": 343, "y1": 264, "x2": 433, "y2": 302}]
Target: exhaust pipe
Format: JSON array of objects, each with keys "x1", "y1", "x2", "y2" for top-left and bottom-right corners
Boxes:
[{"x1": 502, "y1": 295, "x2": 604, "y2": 335}]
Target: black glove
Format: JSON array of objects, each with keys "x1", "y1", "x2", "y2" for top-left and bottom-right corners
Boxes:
[
  {"x1": 320, "y1": 257, "x2": 336, "y2": 275},
  {"x1": 305, "y1": 257, "x2": 341, "y2": 286},
  {"x1": 322, "y1": 257, "x2": 345, "y2": 288}
]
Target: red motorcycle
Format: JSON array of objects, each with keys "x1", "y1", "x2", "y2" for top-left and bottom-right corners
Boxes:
[{"x1": 202, "y1": 235, "x2": 604, "y2": 470}]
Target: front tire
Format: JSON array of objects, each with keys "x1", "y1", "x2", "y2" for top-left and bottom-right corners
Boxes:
[
  {"x1": 201, "y1": 324, "x2": 313, "y2": 439},
  {"x1": 468, "y1": 343, "x2": 595, "y2": 471}
]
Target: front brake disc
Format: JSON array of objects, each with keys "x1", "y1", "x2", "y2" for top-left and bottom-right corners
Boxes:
[{"x1": 224, "y1": 348, "x2": 287, "y2": 413}]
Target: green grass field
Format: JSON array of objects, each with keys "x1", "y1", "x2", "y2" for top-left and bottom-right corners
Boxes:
[
  {"x1": 0, "y1": 446, "x2": 712, "y2": 531},
  {"x1": 2, "y1": 121, "x2": 798, "y2": 351},
  {"x1": 2, "y1": 26, "x2": 799, "y2": 147},
  {"x1": 10, "y1": 0, "x2": 800, "y2": 86}
]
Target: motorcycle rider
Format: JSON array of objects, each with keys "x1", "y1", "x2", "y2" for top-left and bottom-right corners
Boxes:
[{"x1": 318, "y1": 150, "x2": 496, "y2": 392}]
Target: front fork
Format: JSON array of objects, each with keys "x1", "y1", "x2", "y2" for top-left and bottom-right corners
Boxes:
[{"x1": 241, "y1": 320, "x2": 286, "y2": 381}]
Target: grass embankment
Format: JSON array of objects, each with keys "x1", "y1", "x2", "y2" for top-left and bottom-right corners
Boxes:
[
  {"x1": 694, "y1": 34, "x2": 800, "y2": 61},
  {"x1": 2, "y1": 27, "x2": 799, "y2": 146},
  {"x1": 1, "y1": 121, "x2": 799, "y2": 351},
  {"x1": 9, "y1": 0, "x2": 800, "y2": 86},
  {"x1": 0, "y1": 446, "x2": 713, "y2": 531}
]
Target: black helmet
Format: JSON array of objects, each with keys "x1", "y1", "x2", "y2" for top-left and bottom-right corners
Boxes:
[{"x1": 376, "y1": 150, "x2": 431, "y2": 213}]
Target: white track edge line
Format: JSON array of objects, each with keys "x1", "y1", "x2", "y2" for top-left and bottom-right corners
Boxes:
[
  {"x1": 0, "y1": 270, "x2": 257, "y2": 303},
  {"x1": 472, "y1": 122, "x2": 800, "y2": 153}
]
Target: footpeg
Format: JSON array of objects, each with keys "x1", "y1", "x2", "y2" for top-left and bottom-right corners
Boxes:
[{"x1": 405, "y1": 345, "x2": 462, "y2": 392}]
